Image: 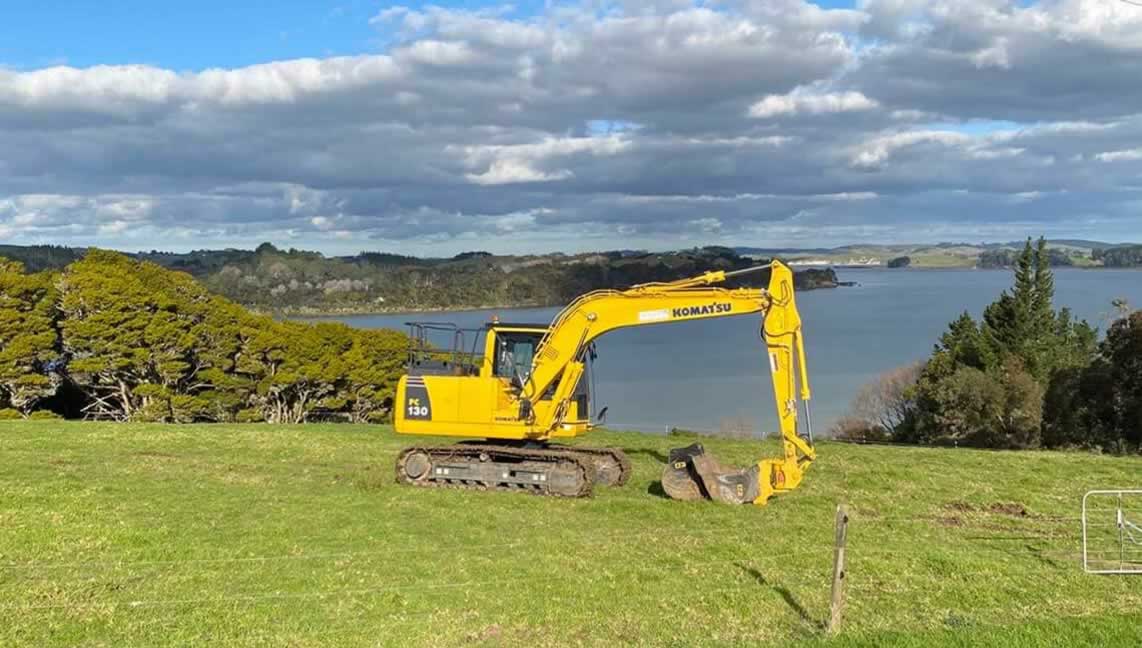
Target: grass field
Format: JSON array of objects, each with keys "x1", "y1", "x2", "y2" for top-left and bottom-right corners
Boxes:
[{"x1": 3, "y1": 422, "x2": 1140, "y2": 647}]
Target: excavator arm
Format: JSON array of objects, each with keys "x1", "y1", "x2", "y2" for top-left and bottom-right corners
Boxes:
[
  {"x1": 521, "y1": 261, "x2": 816, "y2": 506},
  {"x1": 755, "y1": 263, "x2": 816, "y2": 502}
]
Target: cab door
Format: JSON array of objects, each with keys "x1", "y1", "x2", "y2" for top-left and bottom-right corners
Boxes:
[{"x1": 488, "y1": 329, "x2": 544, "y2": 429}]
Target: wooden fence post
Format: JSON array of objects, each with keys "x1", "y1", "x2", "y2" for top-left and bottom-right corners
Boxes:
[{"x1": 828, "y1": 503, "x2": 849, "y2": 635}]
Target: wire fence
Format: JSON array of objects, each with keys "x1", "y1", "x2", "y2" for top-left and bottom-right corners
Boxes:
[{"x1": 598, "y1": 421, "x2": 773, "y2": 439}]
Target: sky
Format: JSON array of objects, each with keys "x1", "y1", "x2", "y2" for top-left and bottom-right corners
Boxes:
[{"x1": 1, "y1": 0, "x2": 1141, "y2": 256}]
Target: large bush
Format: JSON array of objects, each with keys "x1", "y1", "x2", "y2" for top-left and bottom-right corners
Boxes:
[
  {"x1": 921, "y1": 358, "x2": 1043, "y2": 449},
  {"x1": 0, "y1": 251, "x2": 408, "y2": 423}
]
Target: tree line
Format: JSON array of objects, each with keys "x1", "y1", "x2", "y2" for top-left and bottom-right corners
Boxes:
[
  {"x1": 1092, "y1": 245, "x2": 1142, "y2": 268},
  {"x1": 836, "y1": 238, "x2": 1140, "y2": 453},
  {"x1": 201, "y1": 245, "x2": 837, "y2": 313},
  {"x1": 977, "y1": 246, "x2": 1077, "y2": 268},
  {"x1": 0, "y1": 251, "x2": 407, "y2": 422},
  {"x1": 0, "y1": 243, "x2": 837, "y2": 314}
]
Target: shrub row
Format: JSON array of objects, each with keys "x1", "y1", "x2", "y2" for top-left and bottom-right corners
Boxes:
[{"x1": 0, "y1": 251, "x2": 407, "y2": 423}]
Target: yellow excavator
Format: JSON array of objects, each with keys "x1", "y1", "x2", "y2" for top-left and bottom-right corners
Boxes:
[{"x1": 393, "y1": 260, "x2": 815, "y2": 505}]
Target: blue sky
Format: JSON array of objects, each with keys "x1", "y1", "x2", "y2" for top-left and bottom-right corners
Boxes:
[
  {"x1": 2, "y1": 1, "x2": 533, "y2": 69},
  {"x1": 2, "y1": 1, "x2": 380, "y2": 70},
  {"x1": 2, "y1": 1, "x2": 857, "y2": 70}
]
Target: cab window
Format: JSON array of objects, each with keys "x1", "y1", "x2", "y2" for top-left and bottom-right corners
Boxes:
[{"x1": 493, "y1": 333, "x2": 541, "y2": 380}]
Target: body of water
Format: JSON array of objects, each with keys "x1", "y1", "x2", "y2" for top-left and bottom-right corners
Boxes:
[{"x1": 300, "y1": 268, "x2": 1142, "y2": 436}]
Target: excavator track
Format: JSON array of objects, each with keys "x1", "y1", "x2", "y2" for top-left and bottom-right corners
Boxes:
[
  {"x1": 396, "y1": 444, "x2": 597, "y2": 498},
  {"x1": 548, "y1": 444, "x2": 632, "y2": 487},
  {"x1": 455, "y1": 441, "x2": 632, "y2": 487}
]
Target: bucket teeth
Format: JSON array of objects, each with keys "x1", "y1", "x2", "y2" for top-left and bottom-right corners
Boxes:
[
  {"x1": 662, "y1": 443, "x2": 707, "y2": 501},
  {"x1": 661, "y1": 443, "x2": 760, "y2": 505}
]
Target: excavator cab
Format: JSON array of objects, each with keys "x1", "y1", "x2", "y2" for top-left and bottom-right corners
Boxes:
[{"x1": 397, "y1": 321, "x2": 592, "y2": 439}]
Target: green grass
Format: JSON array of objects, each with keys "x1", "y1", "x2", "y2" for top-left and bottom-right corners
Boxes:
[{"x1": 2, "y1": 422, "x2": 1140, "y2": 647}]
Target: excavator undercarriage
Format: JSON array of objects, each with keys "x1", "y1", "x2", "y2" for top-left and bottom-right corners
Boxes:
[{"x1": 395, "y1": 443, "x2": 631, "y2": 497}]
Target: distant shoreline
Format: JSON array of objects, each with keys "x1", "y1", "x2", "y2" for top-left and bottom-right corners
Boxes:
[
  {"x1": 285, "y1": 276, "x2": 846, "y2": 318},
  {"x1": 276, "y1": 266, "x2": 1141, "y2": 318},
  {"x1": 282, "y1": 302, "x2": 560, "y2": 319},
  {"x1": 801, "y1": 265, "x2": 1142, "y2": 271}
]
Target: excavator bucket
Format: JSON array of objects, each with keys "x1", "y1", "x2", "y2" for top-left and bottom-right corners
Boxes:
[{"x1": 661, "y1": 444, "x2": 761, "y2": 505}]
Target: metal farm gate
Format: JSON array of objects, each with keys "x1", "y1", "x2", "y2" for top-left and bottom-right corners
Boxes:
[{"x1": 1082, "y1": 490, "x2": 1142, "y2": 575}]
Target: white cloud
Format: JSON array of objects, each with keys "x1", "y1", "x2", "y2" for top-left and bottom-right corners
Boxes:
[
  {"x1": 396, "y1": 40, "x2": 476, "y2": 66},
  {"x1": 971, "y1": 38, "x2": 1011, "y2": 70},
  {"x1": 749, "y1": 89, "x2": 878, "y2": 118},
  {"x1": 849, "y1": 131, "x2": 971, "y2": 169},
  {"x1": 97, "y1": 220, "x2": 131, "y2": 235},
  {"x1": 457, "y1": 136, "x2": 631, "y2": 185},
  {"x1": 1095, "y1": 148, "x2": 1142, "y2": 162},
  {"x1": 467, "y1": 160, "x2": 574, "y2": 185},
  {"x1": 814, "y1": 192, "x2": 880, "y2": 202}
]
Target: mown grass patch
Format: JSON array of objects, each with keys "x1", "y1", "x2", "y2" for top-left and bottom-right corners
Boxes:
[{"x1": 2, "y1": 422, "x2": 1139, "y2": 646}]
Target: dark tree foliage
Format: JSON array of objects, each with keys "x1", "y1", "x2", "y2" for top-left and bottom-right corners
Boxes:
[
  {"x1": 1048, "y1": 248, "x2": 1076, "y2": 266},
  {"x1": 1043, "y1": 311, "x2": 1142, "y2": 452},
  {"x1": 914, "y1": 359, "x2": 1042, "y2": 448},
  {"x1": 0, "y1": 245, "x2": 85, "y2": 273},
  {"x1": 1093, "y1": 245, "x2": 1142, "y2": 267},
  {"x1": 1097, "y1": 312, "x2": 1142, "y2": 450},
  {"x1": 886, "y1": 256, "x2": 911, "y2": 268},
  {"x1": 0, "y1": 252, "x2": 408, "y2": 423},
  {"x1": 907, "y1": 238, "x2": 1097, "y2": 449},
  {"x1": 978, "y1": 246, "x2": 1074, "y2": 269},
  {"x1": 978, "y1": 248, "x2": 1018, "y2": 268}
]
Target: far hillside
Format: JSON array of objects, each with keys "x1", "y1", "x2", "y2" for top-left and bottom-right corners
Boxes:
[
  {"x1": 5, "y1": 239, "x2": 1139, "y2": 314},
  {"x1": 0, "y1": 244, "x2": 838, "y2": 314},
  {"x1": 735, "y1": 240, "x2": 1142, "y2": 269}
]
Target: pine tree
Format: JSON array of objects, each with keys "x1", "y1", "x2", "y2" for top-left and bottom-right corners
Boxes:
[
  {"x1": 1031, "y1": 237, "x2": 1054, "y2": 325},
  {"x1": 978, "y1": 238, "x2": 1093, "y2": 382},
  {"x1": 982, "y1": 239, "x2": 1034, "y2": 364}
]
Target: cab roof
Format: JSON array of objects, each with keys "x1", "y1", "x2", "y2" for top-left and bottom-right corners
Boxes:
[{"x1": 485, "y1": 322, "x2": 549, "y2": 330}]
